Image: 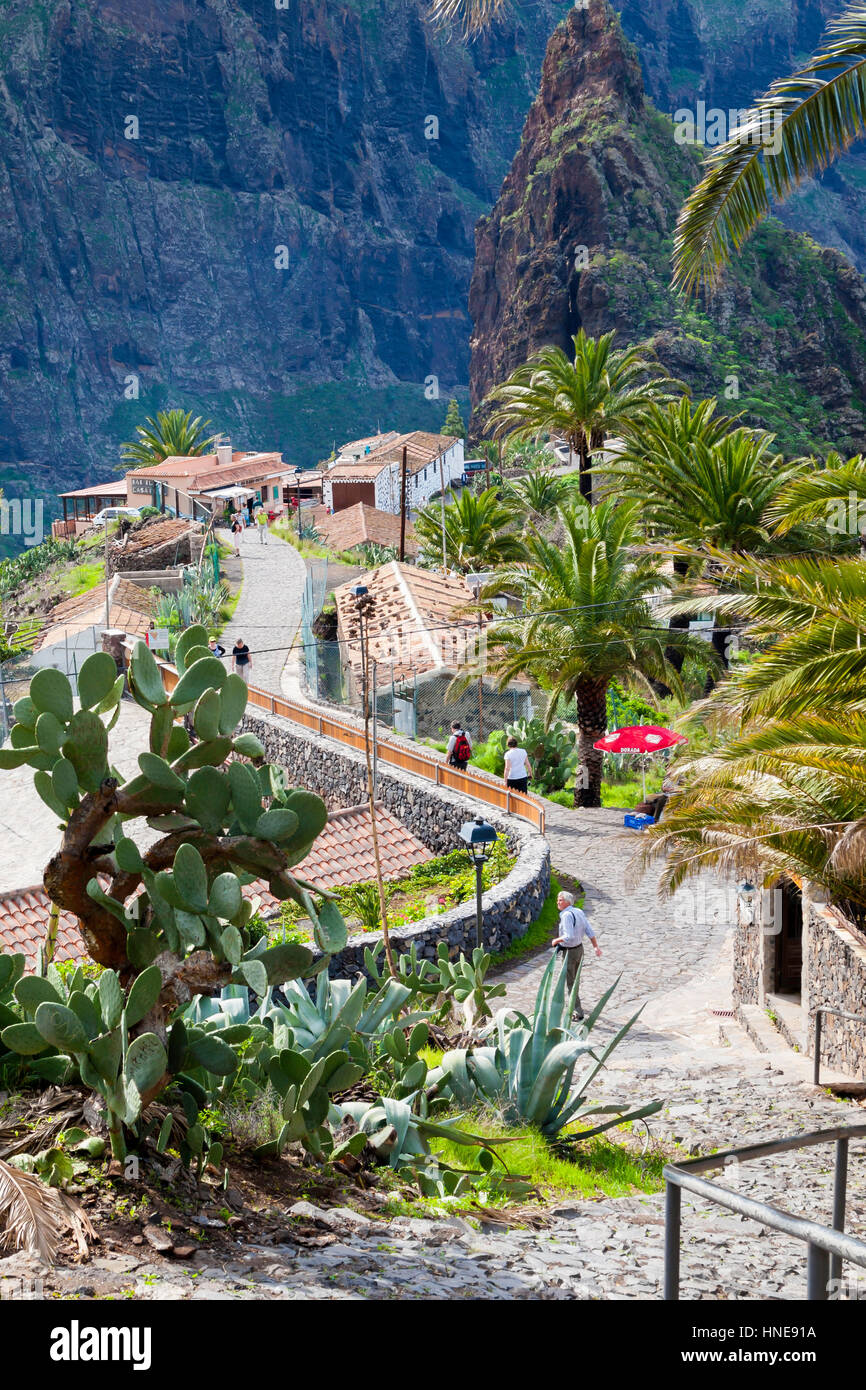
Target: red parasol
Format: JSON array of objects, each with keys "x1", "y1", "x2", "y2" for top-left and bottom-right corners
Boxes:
[
  {"x1": 593, "y1": 725, "x2": 687, "y2": 798},
  {"x1": 593, "y1": 725, "x2": 687, "y2": 754}
]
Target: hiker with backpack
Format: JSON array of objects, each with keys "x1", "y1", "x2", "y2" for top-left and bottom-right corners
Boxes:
[{"x1": 447, "y1": 721, "x2": 473, "y2": 770}]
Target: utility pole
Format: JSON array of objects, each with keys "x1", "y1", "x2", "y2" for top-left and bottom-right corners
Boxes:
[
  {"x1": 350, "y1": 585, "x2": 396, "y2": 978},
  {"x1": 103, "y1": 519, "x2": 110, "y2": 630},
  {"x1": 399, "y1": 445, "x2": 408, "y2": 561},
  {"x1": 438, "y1": 450, "x2": 447, "y2": 570}
]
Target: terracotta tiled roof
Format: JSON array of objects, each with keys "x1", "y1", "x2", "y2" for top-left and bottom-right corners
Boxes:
[
  {"x1": 295, "y1": 803, "x2": 430, "y2": 888},
  {"x1": 365, "y1": 431, "x2": 459, "y2": 477},
  {"x1": 124, "y1": 452, "x2": 284, "y2": 486},
  {"x1": 0, "y1": 888, "x2": 86, "y2": 967},
  {"x1": 335, "y1": 432, "x2": 401, "y2": 462},
  {"x1": 195, "y1": 456, "x2": 290, "y2": 490},
  {"x1": 125, "y1": 454, "x2": 222, "y2": 482},
  {"x1": 326, "y1": 458, "x2": 394, "y2": 482},
  {"x1": 35, "y1": 579, "x2": 157, "y2": 652},
  {"x1": 310, "y1": 503, "x2": 416, "y2": 556},
  {"x1": 0, "y1": 807, "x2": 430, "y2": 965},
  {"x1": 115, "y1": 517, "x2": 192, "y2": 552},
  {"x1": 334, "y1": 560, "x2": 477, "y2": 679},
  {"x1": 59, "y1": 479, "x2": 127, "y2": 500}
]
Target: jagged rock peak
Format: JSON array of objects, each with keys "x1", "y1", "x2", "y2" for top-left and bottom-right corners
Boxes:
[{"x1": 468, "y1": 0, "x2": 866, "y2": 457}]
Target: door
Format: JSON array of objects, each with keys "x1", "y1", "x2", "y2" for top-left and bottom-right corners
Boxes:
[
  {"x1": 774, "y1": 878, "x2": 803, "y2": 995},
  {"x1": 332, "y1": 481, "x2": 376, "y2": 511}
]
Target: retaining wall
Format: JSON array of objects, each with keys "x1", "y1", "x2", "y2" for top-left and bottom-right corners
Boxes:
[
  {"x1": 241, "y1": 711, "x2": 551, "y2": 977},
  {"x1": 805, "y1": 905, "x2": 866, "y2": 1080}
]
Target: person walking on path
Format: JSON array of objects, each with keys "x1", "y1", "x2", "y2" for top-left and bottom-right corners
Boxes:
[
  {"x1": 446, "y1": 720, "x2": 472, "y2": 770},
  {"x1": 551, "y1": 890, "x2": 602, "y2": 1020},
  {"x1": 232, "y1": 638, "x2": 252, "y2": 684},
  {"x1": 503, "y1": 735, "x2": 533, "y2": 793},
  {"x1": 230, "y1": 516, "x2": 243, "y2": 556},
  {"x1": 208, "y1": 637, "x2": 226, "y2": 659},
  {"x1": 256, "y1": 508, "x2": 269, "y2": 545}
]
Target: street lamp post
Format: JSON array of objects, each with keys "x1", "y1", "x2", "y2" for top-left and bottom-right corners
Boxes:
[{"x1": 459, "y1": 816, "x2": 498, "y2": 950}]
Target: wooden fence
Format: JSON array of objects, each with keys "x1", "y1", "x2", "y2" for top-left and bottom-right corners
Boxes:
[{"x1": 123, "y1": 644, "x2": 546, "y2": 834}]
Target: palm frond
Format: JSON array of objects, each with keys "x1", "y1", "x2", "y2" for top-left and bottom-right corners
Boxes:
[
  {"x1": 427, "y1": 0, "x2": 508, "y2": 35},
  {"x1": 674, "y1": 2, "x2": 866, "y2": 293},
  {"x1": 0, "y1": 1157, "x2": 65, "y2": 1263}
]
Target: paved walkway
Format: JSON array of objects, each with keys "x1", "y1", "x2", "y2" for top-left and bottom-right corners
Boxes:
[
  {"x1": 221, "y1": 525, "x2": 307, "y2": 696},
  {"x1": 497, "y1": 803, "x2": 734, "y2": 1059}
]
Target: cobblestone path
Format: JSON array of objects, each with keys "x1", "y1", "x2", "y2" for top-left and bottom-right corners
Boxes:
[{"x1": 221, "y1": 525, "x2": 307, "y2": 696}]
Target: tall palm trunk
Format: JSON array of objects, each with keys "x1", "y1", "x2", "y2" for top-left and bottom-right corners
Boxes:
[
  {"x1": 573, "y1": 430, "x2": 593, "y2": 503},
  {"x1": 574, "y1": 678, "x2": 608, "y2": 808}
]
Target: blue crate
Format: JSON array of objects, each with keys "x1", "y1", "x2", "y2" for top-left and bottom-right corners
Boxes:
[{"x1": 624, "y1": 812, "x2": 654, "y2": 830}]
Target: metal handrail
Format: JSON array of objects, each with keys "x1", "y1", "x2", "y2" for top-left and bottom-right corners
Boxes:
[
  {"x1": 664, "y1": 1123, "x2": 866, "y2": 1300},
  {"x1": 813, "y1": 1007, "x2": 866, "y2": 1086}
]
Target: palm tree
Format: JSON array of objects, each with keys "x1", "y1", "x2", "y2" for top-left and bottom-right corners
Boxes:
[
  {"x1": 673, "y1": 3, "x2": 866, "y2": 293},
  {"x1": 485, "y1": 330, "x2": 683, "y2": 502},
  {"x1": 662, "y1": 548, "x2": 866, "y2": 721},
  {"x1": 503, "y1": 468, "x2": 576, "y2": 523},
  {"x1": 476, "y1": 500, "x2": 704, "y2": 806},
  {"x1": 607, "y1": 418, "x2": 800, "y2": 556},
  {"x1": 414, "y1": 487, "x2": 526, "y2": 573},
  {"x1": 638, "y1": 711, "x2": 866, "y2": 928},
  {"x1": 640, "y1": 549, "x2": 866, "y2": 926},
  {"x1": 769, "y1": 452, "x2": 866, "y2": 550},
  {"x1": 120, "y1": 409, "x2": 217, "y2": 471},
  {"x1": 605, "y1": 404, "x2": 806, "y2": 676}
]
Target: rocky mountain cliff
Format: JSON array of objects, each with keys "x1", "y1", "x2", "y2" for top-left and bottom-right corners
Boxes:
[
  {"x1": 0, "y1": 0, "x2": 571, "y2": 511},
  {"x1": 616, "y1": 0, "x2": 866, "y2": 272},
  {"x1": 469, "y1": 0, "x2": 866, "y2": 456}
]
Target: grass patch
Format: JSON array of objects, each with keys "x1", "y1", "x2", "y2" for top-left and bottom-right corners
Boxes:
[
  {"x1": 60, "y1": 561, "x2": 104, "y2": 597},
  {"x1": 216, "y1": 582, "x2": 241, "y2": 631},
  {"x1": 428, "y1": 1115, "x2": 665, "y2": 1205}
]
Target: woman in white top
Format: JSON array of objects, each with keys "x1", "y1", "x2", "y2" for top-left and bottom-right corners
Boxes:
[{"x1": 503, "y1": 735, "x2": 533, "y2": 793}]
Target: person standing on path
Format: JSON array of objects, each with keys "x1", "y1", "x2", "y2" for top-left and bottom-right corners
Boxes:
[
  {"x1": 446, "y1": 720, "x2": 472, "y2": 769},
  {"x1": 551, "y1": 890, "x2": 602, "y2": 1020},
  {"x1": 256, "y1": 508, "x2": 269, "y2": 545},
  {"x1": 503, "y1": 735, "x2": 533, "y2": 793},
  {"x1": 232, "y1": 638, "x2": 252, "y2": 684},
  {"x1": 230, "y1": 517, "x2": 242, "y2": 556}
]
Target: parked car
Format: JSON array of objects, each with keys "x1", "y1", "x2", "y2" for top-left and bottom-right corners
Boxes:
[{"x1": 91, "y1": 506, "x2": 141, "y2": 527}]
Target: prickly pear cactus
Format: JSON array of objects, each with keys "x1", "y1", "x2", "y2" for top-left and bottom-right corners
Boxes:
[{"x1": 0, "y1": 629, "x2": 347, "y2": 1102}]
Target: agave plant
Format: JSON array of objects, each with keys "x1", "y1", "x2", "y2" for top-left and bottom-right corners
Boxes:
[{"x1": 429, "y1": 954, "x2": 662, "y2": 1141}]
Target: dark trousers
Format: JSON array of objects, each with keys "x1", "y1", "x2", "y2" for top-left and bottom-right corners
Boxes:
[
  {"x1": 558, "y1": 943, "x2": 584, "y2": 1016},
  {"x1": 506, "y1": 776, "x2": 529, "y2": 793}
]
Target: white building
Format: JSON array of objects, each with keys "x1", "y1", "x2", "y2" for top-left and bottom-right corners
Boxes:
[{"x1": 322, "y1": 432, "x2": 465, "y2": 515}]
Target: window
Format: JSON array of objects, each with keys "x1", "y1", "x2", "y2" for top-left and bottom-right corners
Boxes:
[{"x1": 273, "y1": 485, "x2": 279, "y2": 500}]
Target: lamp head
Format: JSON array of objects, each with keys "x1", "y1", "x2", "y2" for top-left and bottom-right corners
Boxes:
[{"x1": 459, "y1": 816, "x2": 497, "y2": 862}]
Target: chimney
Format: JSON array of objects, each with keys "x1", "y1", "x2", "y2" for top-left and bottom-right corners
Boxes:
[{"x1": 216, "y1": 438, "x2": 232, "y2": 468}]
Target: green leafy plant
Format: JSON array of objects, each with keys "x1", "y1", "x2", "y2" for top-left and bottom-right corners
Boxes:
[
  {"x1": 504, "y1": 716, "x2": 578, "y2": 795},
  {"x1": 0, "y1": 631, "x2": 347, "y2": 1162},
  {"x1": 429, "y1": 954, "x2": 662, "y2": 1142}
]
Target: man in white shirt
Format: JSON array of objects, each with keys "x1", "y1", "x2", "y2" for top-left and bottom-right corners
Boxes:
[{"x1": 551, "y1": 890, "x2": 602, "y2": 1020}]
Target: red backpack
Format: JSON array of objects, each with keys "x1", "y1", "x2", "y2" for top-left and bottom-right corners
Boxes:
[{"x1": 452, "y1": 732, "x2": 471, "y2": 764}]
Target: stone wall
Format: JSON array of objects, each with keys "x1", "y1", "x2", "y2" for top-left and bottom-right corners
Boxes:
[
  {"x1": 241, "y1": 711, "x2": 551, "y2": 976},
  {"x1": 804, "y1": 905, "x2": 866, "y2": 1080},
  {"x1": 732, "y1": 896, "x2": 762, "y2": 1005}
]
